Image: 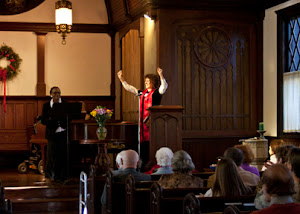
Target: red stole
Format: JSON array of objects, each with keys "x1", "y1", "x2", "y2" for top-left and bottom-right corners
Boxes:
[{"x1": 140, "y1": 88, "x2": 155, "y2": 142}]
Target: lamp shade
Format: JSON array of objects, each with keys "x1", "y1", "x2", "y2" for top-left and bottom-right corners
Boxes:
[
  {"x1": 55, "y1": 0, "x2": 72, "y2": 45},
  {"x1": 55, "y1": 8, "x2": 72, "y2": 25}
]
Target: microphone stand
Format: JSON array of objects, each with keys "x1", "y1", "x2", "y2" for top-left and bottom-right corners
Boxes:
[{"x1": 137, "y1": 92, "x2": 143, "y2": 158}]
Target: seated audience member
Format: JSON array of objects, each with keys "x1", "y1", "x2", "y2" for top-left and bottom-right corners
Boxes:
[
  {"x1": 101, "y1": 149, "x2": 151, "y2": 205},
  {"x1": 255, "y1": 145, "x2": 297, "y2": 210},
  {"x1": 112, "y1": 150, "x2": 125, "y2": 175},
  {"x1": 202, "y1": 157, "x2": 252, "y2": 197},
  {"x1": 287, "y1": 147, "x2": 300, "y2": 203},
  {"x1": 111, "y1": 149, "x2": 151, "y2": 182},
  {"x1": 152, "y1": 147, "x2": 174, "y2": 175},
  {"x1": 275, "y1": 144, "x2": 296, "y2": 164},
  {"x1": 252, "y1": 164, "x2": 300, "y2": 214},
  {"x1": 207, "y1": 147, "x2": 259, "y2": 188},
  {"x1": 262, "y1": 139, "x2": 283, "y2": 171},
  {"x1": 235, "y1": 144, "x2": 260, "y2": 178},
  {"x1": 158, "y1": 150, "x2": 203, "y2": 188}
]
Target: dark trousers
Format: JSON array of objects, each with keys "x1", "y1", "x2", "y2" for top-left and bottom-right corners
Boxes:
[{"x1": 45, "y1": 131, "x2": 68, "y2": 181}]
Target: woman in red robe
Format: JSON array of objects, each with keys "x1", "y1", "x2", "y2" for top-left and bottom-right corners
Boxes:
[{"x1": 117, "y1": 68, "x2": 168, "y2": 170}]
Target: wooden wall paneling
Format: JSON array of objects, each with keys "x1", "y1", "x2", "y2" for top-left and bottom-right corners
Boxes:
[
  {"x1": 244, "y1": 41, "x2": 250, "y2": 129},
  {"x1": 121, "y1": 29, "x2": 141, "y2": 122},
  {"x1": 220, "y1": 67, "x2": 227, "y2": 130},
  {"x1": 4, "y1": 103, "x2": 14, "y2": 129},
  {"x1": 235, "y1": 40, "x2": 241, "y2": 129},
  {"x1": 0, "y1": 96, "x2": 115, "y2": 152},
  {"x1": 139, "y1": 18, "x2": 144, "y2": 90},
  {"x1": 173, "y1": 17, "x2": 257, "y2": 136},
  {"x1": 194, "y1": 64, "x2": 200, "y2": 130},
  {"x1": 26, "y1": 102, "x2": 37, "y2": 126},
  {"x1": 227, "y1": 64, "x2": 234, "y2": 130},
  {"x1": 200, "y1": 66, "x2": 206, "y2": 130},
  {"x1": 186, "y1": 40, "x2": 192, "y2": 130},
  {"x1": 183, "y1": 137, "x2": 243, "y2": 171},
  {"x1": 15, "y1": 103, "x2": 25, "y2": 129},
  {"x1": 154, "y1": 9, "x2": 263, "y2": 172}
]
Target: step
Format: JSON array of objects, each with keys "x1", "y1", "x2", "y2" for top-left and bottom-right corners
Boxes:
[
  {"x1": 5, "y1": 185, "x2": 79, "y2": 199},
  {"x1": 10, "y1": 197, "x2": 79, "y2": 213}
]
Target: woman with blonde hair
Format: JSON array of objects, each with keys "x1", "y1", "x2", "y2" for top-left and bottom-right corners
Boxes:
[
  {"x1": 203, "y1": 157, "x2": 252, "y2": 197},
  {"x1": 234, "y1": 144, "x2": 260, "y2": 177}
]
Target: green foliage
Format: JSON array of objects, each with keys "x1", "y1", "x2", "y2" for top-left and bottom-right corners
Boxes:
[{"x1": 0, "y1": 44, "x2": 22, "y2": 81}]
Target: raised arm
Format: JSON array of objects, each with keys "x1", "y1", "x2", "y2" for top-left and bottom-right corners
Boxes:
[
  {"x1": 117, "y1": 70, "x2": 139, "y2": 96},
  {"x1": 157, "y1": 67, "x2": 168, "y2": 94}
]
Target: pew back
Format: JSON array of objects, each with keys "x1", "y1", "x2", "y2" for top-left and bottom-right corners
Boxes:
[
  {"x1": 87, "y1": 165, "x2": 106, "y2": 214},
  {"x1": 183, "y1": 192, "x2": 256, "y2": 214},
  {"x1": 125, "y1": 174, "x2": 154, "y2": 214},
  {"x1": 150, "y1": 182, "x2": 209, "y2": 214}
]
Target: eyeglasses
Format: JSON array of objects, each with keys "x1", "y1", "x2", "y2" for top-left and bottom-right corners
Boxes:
[{"x1": 52, "y1": 92, "x2": 61, "y2": 94}]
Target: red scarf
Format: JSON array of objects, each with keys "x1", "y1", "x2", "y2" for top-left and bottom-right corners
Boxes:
[{"x1": 140, "y1": 88, "x2": 155, "y2": 142}]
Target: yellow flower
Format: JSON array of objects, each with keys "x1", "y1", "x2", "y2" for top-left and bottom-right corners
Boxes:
[{"x1": 90, "y1": 110, "x2": 96, "y2": 117}]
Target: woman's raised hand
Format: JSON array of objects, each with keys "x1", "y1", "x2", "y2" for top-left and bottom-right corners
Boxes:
[
  {"x1": 117, "y1": 70, "x2": 124, "y2": 82},
  {"x1": 157, "y1": 67, "x2": 163, "y2": 77}
]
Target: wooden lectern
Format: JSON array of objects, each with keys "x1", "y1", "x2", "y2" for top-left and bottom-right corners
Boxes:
[{"x1": 148, "y1": 105, "x2": 184, "y2": 165}]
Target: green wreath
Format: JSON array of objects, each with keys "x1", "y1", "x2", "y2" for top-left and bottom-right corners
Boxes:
[{"x1": 0, "y1": 44, "x2": 22, "y2": 81}]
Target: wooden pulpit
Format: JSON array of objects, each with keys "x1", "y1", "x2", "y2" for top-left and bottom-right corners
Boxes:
[{"x1": 148, "y1": 105, "x2": 184, "y2": 165}]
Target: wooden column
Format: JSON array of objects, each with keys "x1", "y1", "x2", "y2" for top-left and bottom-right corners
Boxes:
[
  {"x1": 148, "y1": 105, "x2": 184, "y2": 164},
  {"x1": 36, "y1": 33, "x2": 47, "y2": 97}
]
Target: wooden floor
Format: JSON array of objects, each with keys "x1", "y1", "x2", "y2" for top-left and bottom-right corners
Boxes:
[
  {"x1": 1, "y1": 168, "x2": 80, "y2": 214},
  {"x1": 1, "y1": 168, "x2": 46, "y2": 187}
]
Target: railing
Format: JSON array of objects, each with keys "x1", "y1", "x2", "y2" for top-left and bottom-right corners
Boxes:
[{"x1": 79, "y1": 171, "x2": 88, "y2": 214}]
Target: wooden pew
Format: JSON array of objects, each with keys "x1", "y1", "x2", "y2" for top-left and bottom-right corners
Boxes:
[
  {"x1": 125, "y1": 174, "x2": 154, "y2": 214},
  {"x1": 183, "y1": 192, "x2": 256, "y2": 214},
  {"x1": 150, "y1": 182, "x2": 209, "y2": 214},
  {"x1": 1, "y1": 181, "x2": 12, "y2": 214},
  {"x1": 104, "y1": 170, "x2": 126, "y2": 214},
  {"x1": 183, "y1": 192, "x2": 200, "y2": 214},
  {"x1": 86, "y1": 165, "x2": 106, "y2": 214},
  {"x1": 223, "y1": 205, "x2": 243, "y2": 214},
  {"x1": 104, "y1": 171, "x2": 161, "y2": 214}
]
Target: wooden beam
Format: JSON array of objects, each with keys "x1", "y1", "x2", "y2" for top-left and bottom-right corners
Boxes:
[{"x1": 0, "y1": 22, "x2": 114, "y2": 34}]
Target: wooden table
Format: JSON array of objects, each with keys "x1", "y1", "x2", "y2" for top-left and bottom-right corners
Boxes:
[{"x1": 79, "y1": 139, "x2": 126, "y2": 172}]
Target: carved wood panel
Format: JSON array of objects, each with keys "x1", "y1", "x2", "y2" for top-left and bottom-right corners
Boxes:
[
  {"x1": 149, "y1": 106, "x2": 183, "y2": 165},
  {"x1": 177, "y1": 23, "x2": 252, "y2": 132}
]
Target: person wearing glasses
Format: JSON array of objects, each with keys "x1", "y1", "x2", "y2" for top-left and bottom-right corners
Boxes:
[{"x1": 41, "y1": 86, "x2": 68, "y2": 183}]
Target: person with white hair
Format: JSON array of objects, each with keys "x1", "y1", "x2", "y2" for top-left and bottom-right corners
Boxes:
[
  {"x1": 152, "y1": 147, "x2": 174, "y2": 175},
  {"x1": 101, "y1": 150, "x2": 151, "y2": 205},
  {"x1": 112, "y1": 150, "x2": 125, "y2": 175}
]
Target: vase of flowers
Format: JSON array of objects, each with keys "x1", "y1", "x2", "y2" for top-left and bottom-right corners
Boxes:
[{"x1": 90, "y1": 106, "x2": 113, "y2": 140}]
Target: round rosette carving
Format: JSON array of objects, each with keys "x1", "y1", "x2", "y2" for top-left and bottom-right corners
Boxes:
[{"x1": 194, "y1": 26, "x2": 233, "y2": 68}]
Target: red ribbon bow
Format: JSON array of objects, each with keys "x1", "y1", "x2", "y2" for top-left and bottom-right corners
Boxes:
[{"x1": 0, "y1": 69, "x2": 7, "y2": 113}]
